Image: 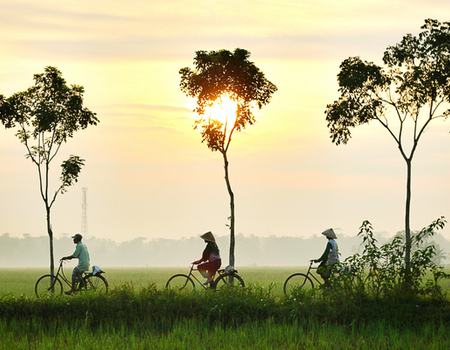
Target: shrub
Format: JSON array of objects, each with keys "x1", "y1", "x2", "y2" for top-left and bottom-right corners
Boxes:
[{"x1": 331, "y1": 218, "x2": 449, "y2": 300}]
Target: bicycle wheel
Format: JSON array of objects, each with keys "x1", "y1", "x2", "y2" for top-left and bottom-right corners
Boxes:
[
  {"x1": 82, "y1": 275, "x2": 109, "y2": 293},
  {"x1": 283, "y1": 273, "x2": 314, "y2": 296},
  {"x1": 214, "y1": 273, "x2": 245, "y2": 290},
  {"x1": 35, "y1": 275, "x2": 63, "y2": 298},
  {"x1": 165, "y1": 274, "x2": 195, "y2": 291}
]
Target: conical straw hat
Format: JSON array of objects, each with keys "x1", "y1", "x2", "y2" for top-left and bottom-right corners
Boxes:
[
  {"x1": 200, "y1": 231, "x2": 216, "y2": 242},
  {"x1": 322, "y1": 228, "x2": 337, "y2": 239}
]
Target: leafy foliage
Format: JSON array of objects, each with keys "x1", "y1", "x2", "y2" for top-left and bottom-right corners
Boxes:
[
  {"x1": 331, "y1": 218, "x2": 449, "y2": 300},
  {"x1": 325, "y1": 18, "x2": 450, "y2": 146},
  {"x1": 60, "y1": 155, "x2": 85, "y2": 194},
  {"x1": 180, "y1": 48, "x2": 277, "y2": 153},
  {"x1": 0, "y1": 66, "x2": 98, "y2": 275},
  {"x1": 0, "y1": 66, "x2": 98, "y2": 200}
]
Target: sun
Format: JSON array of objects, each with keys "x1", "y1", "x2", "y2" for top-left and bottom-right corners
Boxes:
[{"x1": 206, "y1": 95, "x2": 238, "y2": 127}]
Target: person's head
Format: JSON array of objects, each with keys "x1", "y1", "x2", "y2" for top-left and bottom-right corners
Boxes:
[
  {"x1": 321, "y1": 228, "x2": 337, "y2": 240},
  {"x1": 72, "y1": 233, "x2": 83, "y2": 244},
  {"x1": 200, "y1": 231, "x2": 216, "y2": 244}
]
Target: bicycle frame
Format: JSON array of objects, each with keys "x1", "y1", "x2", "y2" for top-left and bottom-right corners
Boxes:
[
  {"x1": 36, "y1": 260, "x2": 108, "y2": 298},
  {"x1": 186, "y1": 264, "x2": 216, "y2": 289},
  {"x1": 305, "y1": 260, "x2": 323, "y2": 286},
  {"x1": 52, "y1": 260, "x2": 93, "y2": 290},
  {"x1": 166, "y1": 264, "x2": 245, "y2": 291},
  {"x1": 53, "y1": 260, "x2": 73, "y2": 288}
]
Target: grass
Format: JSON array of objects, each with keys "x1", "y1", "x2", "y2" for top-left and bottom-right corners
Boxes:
[
  {"x1": 1, "y1": 267, "x2": 449, "y2": 349},
  {"x1": 0, "y1": 318, "x2": 449, "y2": 350},
  {"x1": 0, "y1": 266, "x2": 303, "y2": 298}
]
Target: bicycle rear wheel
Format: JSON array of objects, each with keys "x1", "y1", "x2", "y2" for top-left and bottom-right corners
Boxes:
[
  {"x1": 283, "y1": 273, "x2": 314, "y2": 296},
  {"x1": 35, "y1": 275, "x2": 63, "y2": 298},
  {"x1": 81, "y1": 274, "x2": 109, "y2": 293},
  {"x1": 214, "y1": 273, "x2": 245, "y2": 290},
  {"x1": 165, "y1": 274, "x2": 195, "y2": 291}
]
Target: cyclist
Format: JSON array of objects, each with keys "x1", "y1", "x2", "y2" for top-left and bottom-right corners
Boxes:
[
  {"x1": 61, "y1": 233, "x2": 90, "y2": 295},
  {"x1": 192, "y1": 231, "x2": 221, "y2": 285},
  {"x1": 313, "y1": 228, "x2": 340, "y2": 286}
]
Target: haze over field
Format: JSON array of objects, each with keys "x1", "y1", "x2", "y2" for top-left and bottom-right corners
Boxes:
[
  {"x1": 1, "y1": 0, "x2": 449, "y2": 264},
  {"x1": 1, "y1": 232, "x2": 449, "y2": 268}
]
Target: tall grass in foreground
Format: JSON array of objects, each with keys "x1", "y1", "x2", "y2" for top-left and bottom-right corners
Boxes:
[
  {"x1": 1, "y1": 283, "x2": 449, "y2": 327},
  {"x1": 0, "y1": 283, "x2": 450, "y2": 349},
  {"x1": 0, "y1": 318, "x2": 449, "y2": 350}
]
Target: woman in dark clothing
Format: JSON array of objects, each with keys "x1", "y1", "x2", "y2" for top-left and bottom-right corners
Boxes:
[
  {"x1": 193, "y1": 231, "x2": 221, "y2": 285},
  {"x1": 314, "y1": 228, "x2": 340, "y2": 286}
]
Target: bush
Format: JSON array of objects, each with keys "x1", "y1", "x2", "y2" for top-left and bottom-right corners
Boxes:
[
  {"x1": 1, "y1": 282, "x2": 450, "y2": 332},
  {"x1": 330, "y1": 218, "x2": 449, "y2": 301}
]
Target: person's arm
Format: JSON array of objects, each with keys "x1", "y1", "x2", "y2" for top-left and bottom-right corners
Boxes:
[
  {"x1": 315, "y1": 242, "x2": 332, "y2": 263},
  {"x1": 193, "y1": 245, "x2": 211, "y2": 264},
  {"x1": 62, "y1": 244, "x2": 80, "y2": 261}
]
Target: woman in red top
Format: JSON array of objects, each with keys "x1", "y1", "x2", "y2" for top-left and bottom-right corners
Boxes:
[{"x1": 193, "y1": 231, "x2": 222, "y2": 285}]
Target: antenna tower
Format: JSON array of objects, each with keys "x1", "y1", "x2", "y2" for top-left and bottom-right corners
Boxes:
[{"x1": 81, "y1": 187, "x2": 88, "y2": 238}]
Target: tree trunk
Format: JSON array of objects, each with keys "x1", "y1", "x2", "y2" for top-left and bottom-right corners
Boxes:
[
  {"x1": 404, "y1": 159, "x2": 412, "y2": 287},
  {"x1": 46, "y1": 206, "x2": 54, "y2": 277},
  {"x1": 222, "y1": 152, "x2": 235, "y2": 268}
]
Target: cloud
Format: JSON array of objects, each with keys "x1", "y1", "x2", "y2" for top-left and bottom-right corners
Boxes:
[{"x1": 2, "y1": 0, "x2": 439, "y2": 63}]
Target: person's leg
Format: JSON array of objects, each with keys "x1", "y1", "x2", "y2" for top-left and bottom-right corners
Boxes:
[
  {"x1": 322, "y1": 264, "x2": 332, "y2": 287},
  {"x1": 66, "y1": 267, "x2": 82, "y2": 295},
  {"x1": 198, "y1": 262, "x2": 214, "y2": 284},
  {"x1": 197, "y1": 262, "x2": 210, "y2": 278},
  {"x1": 207, "y1": 260, "x2": 221, "y2": 281},
  {"x1": 205, "y1": 260, "x2": 222, "y2": 284}
]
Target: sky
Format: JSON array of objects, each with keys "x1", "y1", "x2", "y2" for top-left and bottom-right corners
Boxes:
[{"x1": 0, "y1": 0, "x2": 449, "y2": 253}]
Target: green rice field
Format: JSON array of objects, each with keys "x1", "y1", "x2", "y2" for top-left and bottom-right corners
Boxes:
[
  {"x1": 0, "y1": 266, "x2": 449, "y2": 349},
  {"x1": 0, "y1": 266, "x2": 300, "y2": 297}
]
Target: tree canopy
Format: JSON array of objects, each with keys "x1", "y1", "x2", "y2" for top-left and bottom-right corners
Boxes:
[
  {"x1": 326, "y1": 19, "x2": 449, "y2": 146},
  {"x1": 180, "y1": 48, "x2": 277, "y2": 153},
  {"x1": 324, "y1": 19, "x2": 449, "y2": 286},
  {"x1": 0, "y1": 66, "x2": 98, "y2": 276}
]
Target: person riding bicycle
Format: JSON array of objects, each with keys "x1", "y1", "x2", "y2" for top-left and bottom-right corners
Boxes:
[
  {"x1": 192, "y1": 231, "x2": 221, "y2": 285},
  {"x1": 313, "y1": 228, "x2": 340, "y2": 286},
  {"x1": 61, "y1": 233, "x2": 90, "y2": 295}
]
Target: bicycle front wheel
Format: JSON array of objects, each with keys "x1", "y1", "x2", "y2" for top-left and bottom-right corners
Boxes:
[
  {"x1": 165, "y1": 274, "x2": 195, "y2": 291},
  {"x1": 214, "y1": 273, "x2": 245, "y2": 290},
  {"x1": 82, "y1": 275, "x2": 109, "y2": 293},
  {"x1": 283, "y1": 273, "x2": 314, "y2": 296},
  {"x1": 35, "y1": 275, "x2": 63, "y2": 298}
]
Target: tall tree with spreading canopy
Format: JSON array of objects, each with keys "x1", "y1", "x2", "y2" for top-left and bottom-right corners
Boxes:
[
  {"x1": 0, "y1": 66, "x2": 98, "y2": 277},
  {"x1": 180, "y1": 48, "x2": 277, "y2": 267},
  {"x1": 325, "y1": 19, "x2": 449, "y2": 286}
]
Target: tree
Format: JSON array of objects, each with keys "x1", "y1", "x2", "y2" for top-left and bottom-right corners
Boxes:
[
  {"x1": 325, "y1": 19, "x2": 449, "y2": 285},
  {"x1": 0, "y1": 66, "x2": 98, "y2": 277},
  {"x1": 179, "y1": 48, "x2": 277, "y2": 267}
]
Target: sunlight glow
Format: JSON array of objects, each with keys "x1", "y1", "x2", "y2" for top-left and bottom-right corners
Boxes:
[{"x1": 206, "y1": 95, "x2": 238, "y2": 128}]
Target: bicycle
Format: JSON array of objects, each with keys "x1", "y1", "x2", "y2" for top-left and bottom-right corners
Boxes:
[
  {"x1": 283, "y1": 260, "x2": 323, "y2": 296},
  {"x1": 35, "y1": 259, "x2": 108, "y2": 297},
  {"x1": 166, "y1": 264, "x2": 245, "y2": 291}
]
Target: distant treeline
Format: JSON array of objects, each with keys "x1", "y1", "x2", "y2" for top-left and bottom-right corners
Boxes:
[{"x1": 0, "y1": 232, "x2": 448, "y2": 268}]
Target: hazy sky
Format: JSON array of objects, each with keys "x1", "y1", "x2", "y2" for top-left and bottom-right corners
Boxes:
[{"x1": 1, "y1": 1, "x2": 449, "y2": 248}]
